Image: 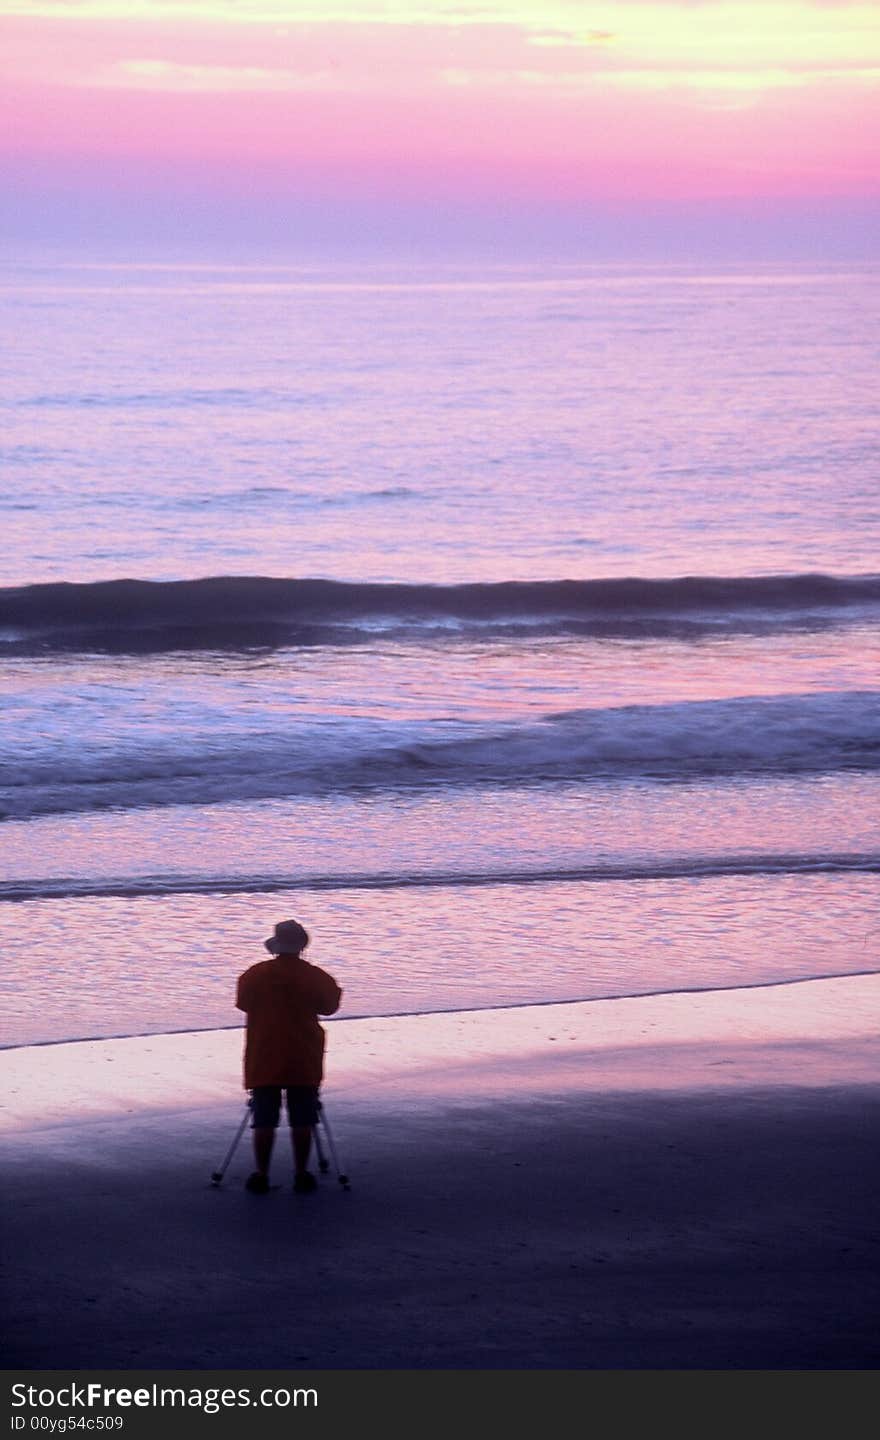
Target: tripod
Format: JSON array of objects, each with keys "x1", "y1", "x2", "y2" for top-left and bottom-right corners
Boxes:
[{"x1": 210, "y1": 1095, "x2": 351, "y2": 1191}]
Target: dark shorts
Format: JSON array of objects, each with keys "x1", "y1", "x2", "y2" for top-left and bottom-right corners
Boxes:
[{"x1": 250, "y1": 1085, "x2": 320, "y2": 1129}]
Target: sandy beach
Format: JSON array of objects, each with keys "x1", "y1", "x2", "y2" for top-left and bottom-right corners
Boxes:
[{"x1": 2, "y1": 974, "x2": 879, "y2": 1370}]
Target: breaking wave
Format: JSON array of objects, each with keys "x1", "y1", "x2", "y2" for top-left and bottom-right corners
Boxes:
[
  {"x1": 1, "y1": 571, "x2": 879, "y2": 654},
  {"x1": 2, "y1": 690, "x2": 877, "y2": 820}
]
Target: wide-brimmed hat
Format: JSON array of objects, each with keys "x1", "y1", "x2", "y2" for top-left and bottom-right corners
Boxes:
[{"x1": 264, "y1": 919, "x2": 310, "y2": 955}]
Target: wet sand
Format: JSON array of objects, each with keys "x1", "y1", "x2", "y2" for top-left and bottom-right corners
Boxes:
[{"x1": 2, "y1": 976, "x2": 879, "y2": 1369}]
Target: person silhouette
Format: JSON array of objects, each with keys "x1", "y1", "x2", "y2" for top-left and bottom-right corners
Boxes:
[{"x1": 236, "y1": 919, "x2": 342, "y2": 1194}]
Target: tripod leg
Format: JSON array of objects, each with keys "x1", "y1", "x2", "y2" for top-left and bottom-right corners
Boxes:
[
  {"x1": 210, "y1": 1100, "x2": 252, "y2": 1186},
  {"x1": 312, "y1": 1122, "x2": 329, "y2": 1174},
  {"x1": 317, "y1": 1102, "x2": 351, "y2": 1190}
]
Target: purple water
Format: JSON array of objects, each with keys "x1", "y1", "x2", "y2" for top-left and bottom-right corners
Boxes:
[{"x1": 1, "y1": 260, "x2": 877, "y2": 1044}]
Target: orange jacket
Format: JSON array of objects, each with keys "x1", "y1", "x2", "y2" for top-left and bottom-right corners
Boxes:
[{"x1": 236, "y1": 954, "x2": 342, "y2": 1088}]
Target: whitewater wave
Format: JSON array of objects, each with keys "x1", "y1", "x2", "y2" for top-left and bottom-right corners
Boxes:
[
  {"x1": 2, "y1": 690, "x2": 877, "y2": 821},
  {"x1": 1, "y1": 572, "x2": 878, "y2": 654}
]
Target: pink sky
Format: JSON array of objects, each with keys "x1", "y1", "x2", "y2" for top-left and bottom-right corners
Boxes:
[{"x1": 2, "y1": 1, "x2": 879, "y2": 255}]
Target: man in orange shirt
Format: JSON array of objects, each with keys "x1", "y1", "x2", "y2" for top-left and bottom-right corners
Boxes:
[{"x1": 236, "y1": 918, "x2": 342, "y2": 1195}]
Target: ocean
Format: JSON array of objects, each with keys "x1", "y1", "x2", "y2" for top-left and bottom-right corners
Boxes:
[{"x1": 1, "y1": 259, "x2": 878, "y2": 1047}]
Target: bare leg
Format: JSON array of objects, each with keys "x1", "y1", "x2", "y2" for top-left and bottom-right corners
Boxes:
[
  {"x1": 292, "y1": 1125, "x2": 312, "y2": 1177},
  {"x1": 253, "y1": 1126, "x2": 275, "y2": 1176}
]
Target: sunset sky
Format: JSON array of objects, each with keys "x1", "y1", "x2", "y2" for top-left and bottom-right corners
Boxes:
[{"x1": 2, "y1": 0, "x2": 879, "y2": 257}]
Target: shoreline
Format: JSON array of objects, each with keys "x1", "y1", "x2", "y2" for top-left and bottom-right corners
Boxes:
[{"x1": 3, "y1": 964, "x2": 878, "y2": 1056}]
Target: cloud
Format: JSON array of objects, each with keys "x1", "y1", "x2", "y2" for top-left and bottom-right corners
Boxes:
[
  {"x1": 91, "y1": 58, "x2": 338, "y2": 90},
  {"x1": 603, "y1": 64, "x2": 880, "y2": 89},
  {"x1": 528, "y1": 29, "x2": 617, "y2": 48}
]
